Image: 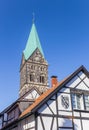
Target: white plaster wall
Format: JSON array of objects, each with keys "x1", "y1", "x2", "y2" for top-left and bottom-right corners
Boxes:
[
  {"x1": 32, "y1": 90, "x2": 39, "y2": 98},
  {"x1": 47, "y1": 100, "x2": 57, "y2": 114},
  {"x1": 42, "y1": 116, "x2": 53, "y2": 130},
  {"x1": 76, "y1": 82, "x2": 89, "y2": 91},
  {"x1": 58, "y1": 111, "x2": 72, "y2": 116},
  {"x1": 57, "y1": 93, "x2": 72, "y2": 111},
  {"x1": 65, "y1": 71, "x2": 89, "y2": 90},
  {"x1": 60, "y1": 87, "x2": 70, "y2": 93},
  {"x1": 38, "y1": 94, "x2": 57, "y2": 114},
  {"x1": 73, "y1": 112, "x2": 80, "y2": 117},
  {"x1": 58, "y1": 118, "x2": 72, "y2": 127},
  {"x1": 38, "y1": 104, "x2": 52, "y2": 114},
  {"x1": 74, "y1": 119, "x2": 81, "y2": 130},
  {"x1": 37, "y1": 117, "x2": 43, "y2": 130},
  {"x1": 82, "y1": 120, "x2": 89, "y2": 130},
  {"x1": 18, "y1": 115, "x2": 35, "y2": 130},
  {"x1": 52, "y1": 117, "x2": 57, "y2": 130},
  {"x1": 83, "y1": 77, "x2": 89, "y2": 87},
  {"x1": 66, "y1": 76, "x2": 81, "y2": 88},
  {"x1": 37, "y1": 116, "x2": 57, "y2": 130},
  {"x1": 25, "y1": 93, "x2": 33, "y2": 99},
  {"x1": 78, "y1": 71, "x2": 86, "y2": 79},
  {"x1": 25, "y1": 90, "x2": 39, "y2": 99},
  {"x1": 81, "y1": 112, "x2": 89, "y2": 117}
]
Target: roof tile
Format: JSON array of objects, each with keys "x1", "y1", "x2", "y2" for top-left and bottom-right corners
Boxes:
[{"x1": 20, "y1": 78, "x2": 67, "y2": 118}]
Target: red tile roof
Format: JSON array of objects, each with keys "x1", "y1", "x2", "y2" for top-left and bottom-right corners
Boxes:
[
  {"x1": 19, "y1": 65, "x2": 89, "y2": 118},
  {"x1": 20, "y1": 78, "x2": 67, "y2": 118}
]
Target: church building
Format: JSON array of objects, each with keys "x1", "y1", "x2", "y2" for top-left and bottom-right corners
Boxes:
[{"x1": 0, "y1": 22, "x2": 89, "y2": 130}]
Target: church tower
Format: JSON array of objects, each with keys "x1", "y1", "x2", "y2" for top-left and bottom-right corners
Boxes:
[{"x1": 19, "y1": 23, "x2": 48, "y2": 97}]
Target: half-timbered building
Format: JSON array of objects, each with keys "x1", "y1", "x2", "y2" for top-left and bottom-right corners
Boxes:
[{"x1": 0, "y1": 22, "x2": 89, "y2": 130}]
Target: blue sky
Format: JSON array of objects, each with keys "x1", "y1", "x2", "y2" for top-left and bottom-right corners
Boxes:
[{"x1": 0, "y1": 0, "x2": 89, "y2": 111}]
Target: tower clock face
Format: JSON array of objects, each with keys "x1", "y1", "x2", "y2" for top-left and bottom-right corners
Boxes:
[{"x1": 61, "y1": 95, "x2": 69, "y2": 109}]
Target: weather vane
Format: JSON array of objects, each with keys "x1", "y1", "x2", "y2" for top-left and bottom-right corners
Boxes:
[{"x1": 32, "y1": 12, "x2": 35, "y2": 23}]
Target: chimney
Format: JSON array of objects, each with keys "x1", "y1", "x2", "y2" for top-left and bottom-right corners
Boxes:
[{"x1": 51, "y1": 76, "x2": 58, "y2": 87}]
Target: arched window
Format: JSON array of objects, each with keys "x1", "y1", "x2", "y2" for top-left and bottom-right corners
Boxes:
[
  {"x1": 40, "y1": 76, "x2": 45, "y2": 83},
  {"x1": 30, "y1": 74, "x2": 34, "y2": 82},
  {"x1": 31, "y1": 65, "x2": 34, "y2": 70},
  {"x1": 40, "y1": 67, "x2": 43, "y2": 71}
]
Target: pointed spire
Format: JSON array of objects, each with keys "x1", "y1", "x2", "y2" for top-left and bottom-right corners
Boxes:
[
  {"x1": 32, "y1": 12, "x2": 35, "y2": 23},
  {"x1": 23, "y1": 23, "x2": 44, "y2": 60}
]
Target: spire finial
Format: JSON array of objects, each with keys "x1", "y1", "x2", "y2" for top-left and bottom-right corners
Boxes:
[{"x1": 32, "y1": 12, "x2": 35, "y2": 23}]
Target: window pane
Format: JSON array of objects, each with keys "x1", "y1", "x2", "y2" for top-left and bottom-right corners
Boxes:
[
  {"x1": 72, "y1": 94, "x2": 76, "y2": 109},
  {"x1": 72, "y1": 93, "x2": 82, "y2": 110},
  {"x1": 30, "y1": 74, "x2": 34, "y2": 82},
  {"x1": 40, "y1": 76, "x2": 45, "y2": 83},
  {"x1": 76, "y1": 94, "x2": 81, "y2": 109},
  {"x1": 84, "y1": 95, "x2": 89, "y2": 110}
]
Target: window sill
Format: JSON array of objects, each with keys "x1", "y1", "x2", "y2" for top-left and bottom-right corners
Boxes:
[{"x1": 73, "y1": 109, "x2": 89, "y2": 113}]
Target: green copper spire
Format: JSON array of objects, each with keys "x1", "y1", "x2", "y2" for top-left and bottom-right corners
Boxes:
[{"x1": 23, "y1": 23, "x2": 44, "y2": 60}]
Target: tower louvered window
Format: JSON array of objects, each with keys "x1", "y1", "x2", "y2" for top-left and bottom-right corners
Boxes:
[
  {"x1": 40, "y1": 76, "x2": 45, "y2": 83},
  {"x1": 30, "y1": 74, "x2": 34, "y2": 82}
]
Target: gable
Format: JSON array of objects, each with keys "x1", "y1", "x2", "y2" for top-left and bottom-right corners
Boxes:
[
  {"x1": 36, "y1": 67, "x2": 89, "y2": 114},
  {"x1": 20, "y1": 66, "x2": 89, "y2": 118},
  {"x1": 38, "y1": 95, "x2": 57, "y2": 115},
  {"x1": 24, "y1": 89, "x2": 40, "y2": 100},
  {"x1": 66, "y1": 71, "x2": 89, "y2": 91},
  {"x1": 27, "y1": 48, "x2": 48, "y2": 65},
  {"x1": 19, "y1": 88, "x2": 41, "y2": 112},
  {"x1": 19, "y1": 87, "x2": 41, "y2": 101},
  {"x1": 37, "y1": 89, "x2": 72, "y2": 115}
]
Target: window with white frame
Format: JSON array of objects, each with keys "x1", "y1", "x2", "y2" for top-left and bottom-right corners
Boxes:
[
  {"x1": 72, "y1": 92, "x2": 89, "y2": 111},
  {"x1": 72, "y1": 93, "x2": 83, "y2": 110},
  {"x1": 84, "y1": 95, "x2": 89, "y2": 110}
]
